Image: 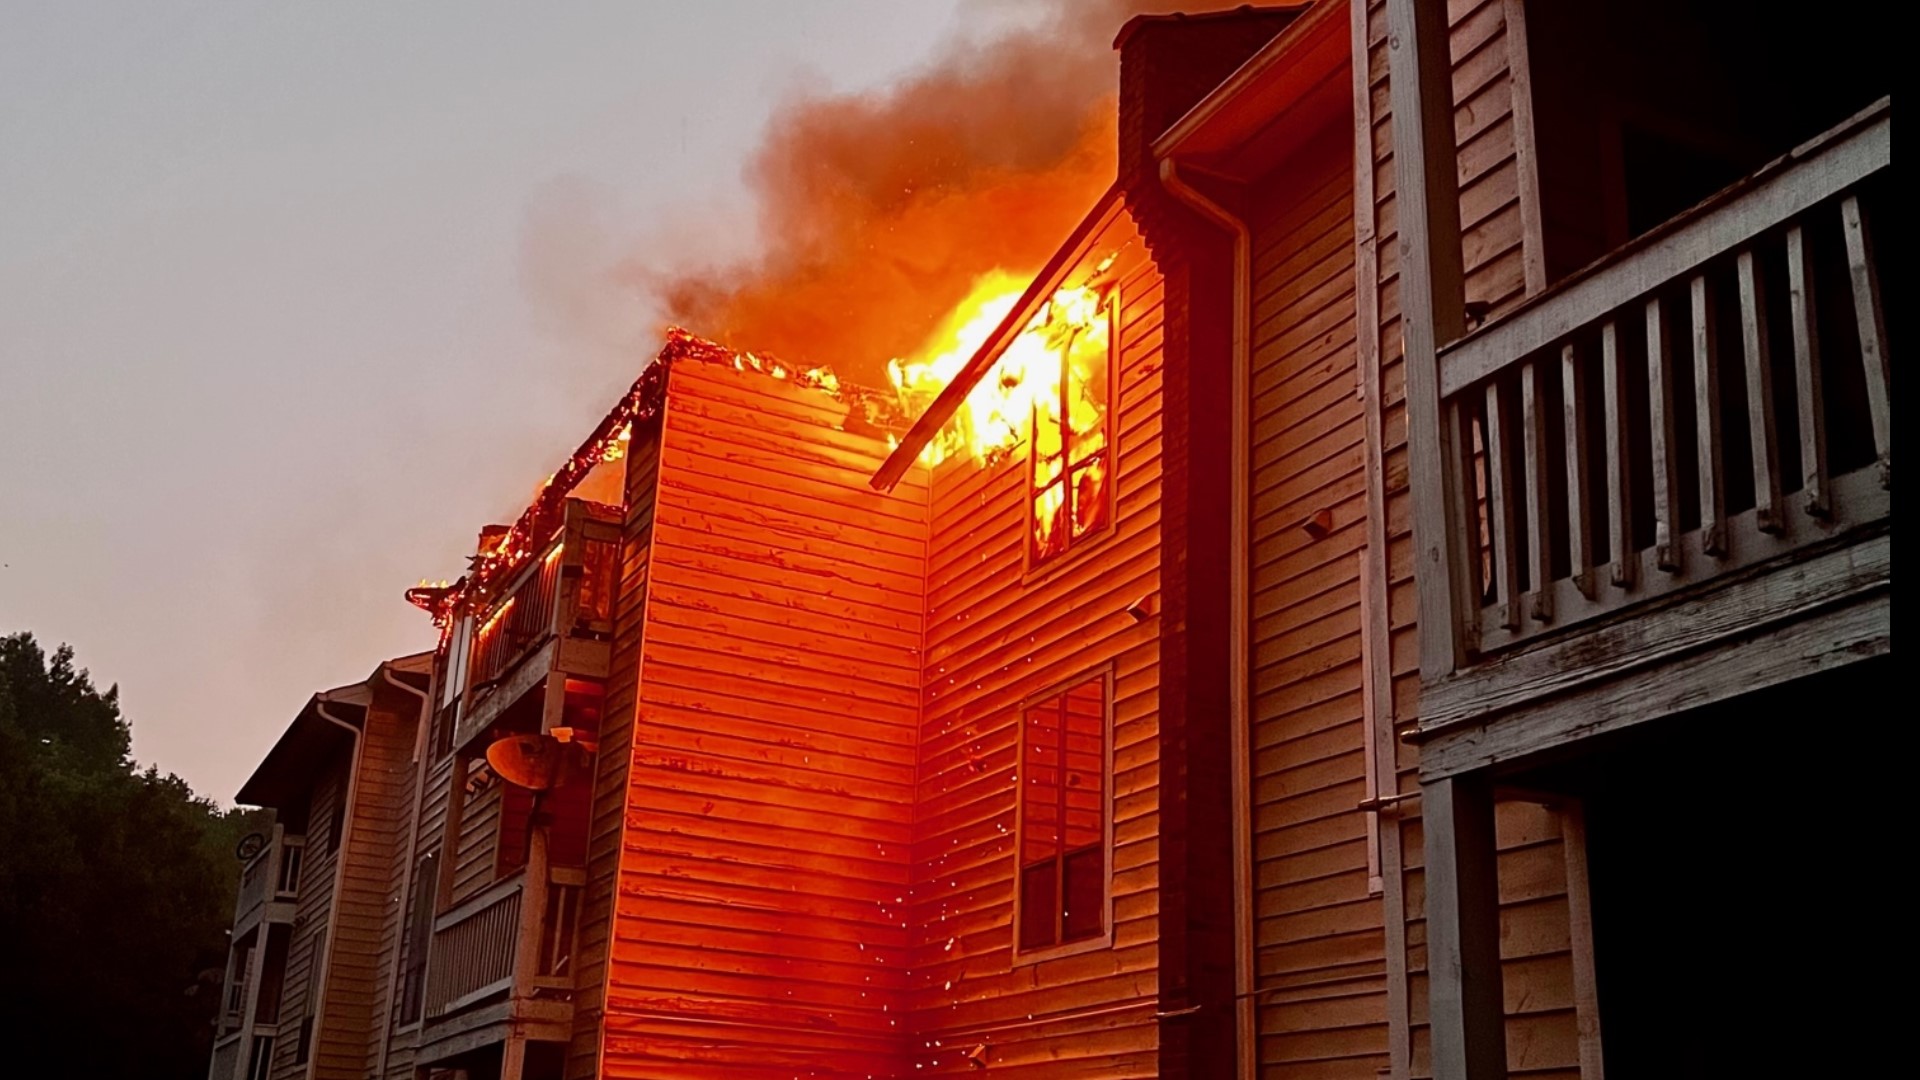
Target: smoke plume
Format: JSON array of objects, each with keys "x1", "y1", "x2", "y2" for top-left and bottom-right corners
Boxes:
[{"x1": 642, "y1": 1, "x2": 1197, "y2": 386}]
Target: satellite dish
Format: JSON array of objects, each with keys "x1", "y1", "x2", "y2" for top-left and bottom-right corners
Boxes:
[
  {"x1": 235, "y1": 832, "x2": 267, "y2": 862},
  {"x1": 486, "y1": 732, "x2": 585, "y2": 791}
]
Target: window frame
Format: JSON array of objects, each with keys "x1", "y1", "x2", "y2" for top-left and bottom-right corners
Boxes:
[
  {"x1": 1010, "y1": 667, "x2": 1116, "y2": 965},
  {"x1": 1021, "y1": 289, "x2": 1121, "y2": 581}
]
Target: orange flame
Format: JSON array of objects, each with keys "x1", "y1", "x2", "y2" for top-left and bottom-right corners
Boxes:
[{"x1": 888, "y1": 269, "x2": 1113, "y2": 472}]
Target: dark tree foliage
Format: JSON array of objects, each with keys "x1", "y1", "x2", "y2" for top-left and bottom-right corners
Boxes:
[{"x1": 0, "y1": 632, "x2": 266, "y2": 1079}]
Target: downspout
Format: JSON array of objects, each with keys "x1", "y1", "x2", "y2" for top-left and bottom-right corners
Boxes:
[
  {"x1": 375, "y1": 665, "x2": 431, "y2": 1080},
  {"x1": 310, "y1": 696, "x2": 363, "y2": 1080},
  {"x1": 1158, "y1": 157, "x2": 1254, "y2": 1080}
]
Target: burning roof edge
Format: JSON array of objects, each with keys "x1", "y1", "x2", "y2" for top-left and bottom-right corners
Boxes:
[
  {"x1": 869, "y1": 184, "x2": 1124, "y2": 493},
  {"x1": 412, "y1": 329, "x2": 908, "y2": 628}
]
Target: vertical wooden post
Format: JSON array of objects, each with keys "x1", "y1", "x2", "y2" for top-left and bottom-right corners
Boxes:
[
  {"x1": 1520, "y1": 359, "x2": 1553, "y2": 621},
  {"x1": 1600, "y1": 320, "x2": 1635, "y2": 588},
  {"x1": 1484, "y1": 381, "x2": 1521, "y2": 629},
  {"x1": 1839, "y1": 195, "x2": 1890, "y2": 484},
  {"x1": 1646, "y1": 296, "x2": 1683, "y2": 572},
  {"x1": 1560, "y1": 802, "x2": 1607, "y2": 1080},
  {"x1": 1690, "y1": 275, "x2": 1727, "y2": 555},
  {"x1": 1388, "y1": 0, "x2": 1471, "y2": 680},
  {"x1": 1736, "y1": 250, "x2": 1783, "y2": 534},
  {"x1": 1561, "y1": 343, "x2": 1595, "y2": 597},
  {"x1": 1424, "y1": 776, "x2": 1506, "y2": 1080},
  {"x1": 1785, "y1": 226, "x2": 1830, "y2": 518}
]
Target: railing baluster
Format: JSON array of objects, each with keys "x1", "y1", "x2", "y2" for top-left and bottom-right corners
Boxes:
[
  {"x1": 1561, "y1": 341, "x2": 1595, "y2": 598},
  {"x1": 1447, "y1": 399, "x2": 1484, "y2": 654},
  {"x1": 1785, "y1": 225, "x2": 1830, "y2": 518},
  {"x1": 1484, "y1": 380, "x2": 1522, "y2": 628},
  {"x1": 1601, "y1": 320, "x2": 1636, "y2": 587},
  {"x1": 1736, "y1": 249, "x2": 1784, "y2": 533},
  {"x1": 1520, "y1": 359, "x2": 1554, "y2": 621},
  {"x1": 1647, "y1": 297, "x2": 1684, "y2": 571},
  {"x1": 1691, "y1": 274, "x2": 1727, "y2": 555},
  {"x1": 1840, "y1": 195, "x2": 1890, "y2": 484}
]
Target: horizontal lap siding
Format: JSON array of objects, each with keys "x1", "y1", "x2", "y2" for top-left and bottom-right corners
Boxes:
[
  {"x1": 909, "y1": 211, "x2": 1162, "y2": 1076},
  {"x1": 272, "y1": 758, "x2": 346, "y2": 1080},
  {"x1": 321, "y1": 699, "x2": 417, "y2": 1079},
  {"x1": 568, "y1": 422, "x2": 662, "y2": 1080},
  {"x1": 1366, "y1": 0, "x2": 1576, "y2": 1075},
  {"x1": 603, "y1": 361, "x2": 926, "y2": 1079},
  {"x1": 1246, "y1": 119, "x2": 1387, "y2": 1079}
]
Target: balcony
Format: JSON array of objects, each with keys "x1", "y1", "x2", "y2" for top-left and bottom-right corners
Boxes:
[
  {"x1": 451, "y1": 499, "x2": 620, "y2": 754},
  {"x1": 232, "y1": 826, "x2": 303, "y2": 932},
  {"x1": 1416, "y1": 100, "x2": 1891, "y2": 769},
  {"x1": 421, "y1": 865, "x2": 584, "y2": 1037}
]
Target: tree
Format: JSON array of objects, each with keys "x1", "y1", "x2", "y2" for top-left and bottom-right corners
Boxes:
[{"x1": 0, "y1": 632, "x2": 265, "y2": 1079}]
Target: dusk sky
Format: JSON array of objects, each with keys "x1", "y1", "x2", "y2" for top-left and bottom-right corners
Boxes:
[{"x1": 0, "y1": 1, "x2": 1008, "y2": 801}]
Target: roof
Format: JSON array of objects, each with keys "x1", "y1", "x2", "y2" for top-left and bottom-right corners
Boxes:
[
  {"x1": 869, "y1": 185, "x2": 1125, "y2": 492},
  {"x1": 1151, "y1": 0, "x2": 1351, "y2": 177},
  {"x1": 1113, "y1": 4, "x2": 1311, "y2": 50},
  {"x1": 234, "y1": 652, "x2": 428, "y2": 808}
]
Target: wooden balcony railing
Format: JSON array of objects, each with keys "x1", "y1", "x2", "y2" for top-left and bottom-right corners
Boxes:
[
  {"x1": 1431, "y1": 100, "x2": 1890, "y2": 661},
  {"x1": 422, "y1": 865, "x2": 583, "y2": 1022},
  {"x1": 425, "y1": 872, "x2": 523, "y2": 1018},
  {"x1": 207, "y1": 1031, "x2": 242, "y2": 1080},
  {"x1": 234, "y1": 828, "x2": 303, "y2": 925},
  {"x1": 452, "y1": 499, "x2": 621, "y2": 753}
]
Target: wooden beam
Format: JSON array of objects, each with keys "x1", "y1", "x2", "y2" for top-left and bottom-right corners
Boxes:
[
  {"x1": 1349, "y1": 0, "x2": 1409, "y2": 1068},
  {"x1": 1387, "y1": 0, "x2": 1471, "y2": 680},
  {"x1": 1420, "y1": 541, "x2": 1889, "y2": 777},
  {"x1": 1560, "y1": 802, "x2": 1607, "y2": 1080},
  {"x1": 1561, "y1": 342, "x2": 1596, "y2": 596},
  {"x1": 1501, "y1": 0, "x2": 1548, "y2": 295},
  {"x1": 1600, "y1": 320, "x2": 1636, "y2": 587},
  {"x1": 1423, "y1": 775, "x2": 1507, "y2": 1080}
]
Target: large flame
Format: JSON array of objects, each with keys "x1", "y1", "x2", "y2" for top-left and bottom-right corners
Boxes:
[{"x1": 888, "y1": 270, "x2": 1112, "y2": 471}]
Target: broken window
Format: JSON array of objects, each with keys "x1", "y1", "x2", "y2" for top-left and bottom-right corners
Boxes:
[
  {"x1": 1016, "y1": 673, "x2": 1110, "y2": 954},
  {"x1": 1028, "y1": 291, "x2": 1116, "y2": 567}
]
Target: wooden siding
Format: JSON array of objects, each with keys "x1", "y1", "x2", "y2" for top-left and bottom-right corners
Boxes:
[
  {"x1": 317, "y1": 696, "x2": 418, "y2": 1079},
  {"x1": 1244, "y1": 116, "x2": 1387, "y2": 1079},
  {"x1": 601, "y1": 359, "x2": 928, "y2": 1078},
  {"x1": 907, "y1": 210, "x2": 1162, "y2": 1075},
  {"x1": 567, "y1": 417, "x2": 662, "y2": 1080},
  {"x1": 450, "y1": 771, "x2": 504, "y2": 905},
  {"x1": 271, "y1": 754, "x2": 346, "y2": 1080},
  {"x1": 1363, "y1": 0, "x2": 1579, "y2": 1075}
]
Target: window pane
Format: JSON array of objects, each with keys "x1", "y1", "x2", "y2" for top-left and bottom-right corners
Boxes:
[
  {"x1": 1019, "y1": 861, "x2": 1059, "y2": 950},
  {"x1": 1065, "y1": 312, "x2": 1110, "y2": 464},
  {"x1": 1032, "y1": 481, "x2": 1068, "y2": 562},
  {"x1": 1062, "y1": 846, "x2": 1105, "y2": 941},
  {"x1": 1069, "y1": 455, "x2": 1110, "y2": 540},
  {"x1": 1021, "y1": 701, "x2": 1063, "y2": 866}
]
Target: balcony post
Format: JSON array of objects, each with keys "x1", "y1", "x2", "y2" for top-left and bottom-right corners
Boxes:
[
  {"x1": 1387, "y1": 0, "x2": 1474, "y2": 678},
  {"x1": 1423, "y1": 775, "x2": 1507, "y2": 1080}
]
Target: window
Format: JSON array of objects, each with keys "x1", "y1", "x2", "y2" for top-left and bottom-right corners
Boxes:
[
  {"x1": 1015, "y1": 672, "x2": 1112, "y2": 955},
  {"x1": 1027, "y1": 291, "x2": 1117, "y2": 568},
  {"x1": 326, "y1": 799, "x2": 345, "y2": 856},
  {"x1": 395, "y1": 849, "x2": 438, "y2": 1026}
]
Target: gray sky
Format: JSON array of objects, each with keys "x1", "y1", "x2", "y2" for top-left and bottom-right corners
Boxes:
[{"x1": 0, "y1": 1, "x2": 976, "y2": 801}]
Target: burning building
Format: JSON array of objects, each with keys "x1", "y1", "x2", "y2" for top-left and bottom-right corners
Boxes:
[{"x1": 208, "y1": 1, "x2": 1892, "y2": 1079}]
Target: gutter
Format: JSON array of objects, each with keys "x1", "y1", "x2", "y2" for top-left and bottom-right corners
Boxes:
[
  {"x1": 1157, "y1": 157, "x2": 1257, "y2": 1080},
  {"x1": 374, "y1": 664, "x2": 431, "y2": 1080},
  {"x1": 306, "y1": 694, "x2": 363, "y2": 1080}
]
